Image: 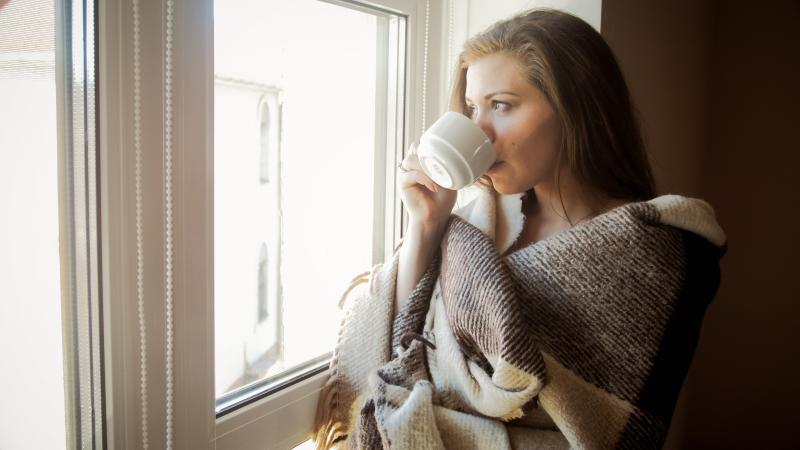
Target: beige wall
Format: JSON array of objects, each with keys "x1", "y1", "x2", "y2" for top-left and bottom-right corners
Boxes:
[
  {"x1": 602, "y1": 0, "x2": 713, "y2": 197},
  {"x1": 602, "y1": 1, "x2": 800, "y2": 448}
]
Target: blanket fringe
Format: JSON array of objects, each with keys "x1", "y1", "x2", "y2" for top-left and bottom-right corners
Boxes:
[
  {"x1": 312, "y1": 376, "x2": 348, "y2": 449},
  {"x1": 313, "y1": 270, "x2": 373, "y2": 449},
  {"x1": 338, "y1": 271, "x2": 370, "y2": 309}
]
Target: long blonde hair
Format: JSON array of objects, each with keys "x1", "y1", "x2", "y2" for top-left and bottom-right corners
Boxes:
[{"x1": 451, "y1": 9, "x2": 656, "y2": 208}]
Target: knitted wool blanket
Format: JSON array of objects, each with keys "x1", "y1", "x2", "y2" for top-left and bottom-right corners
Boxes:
[{"x1": 313, "y1": 191, "x2": 726, "y2": 450}]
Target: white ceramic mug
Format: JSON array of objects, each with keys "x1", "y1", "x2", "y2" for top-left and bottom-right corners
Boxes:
[{"x1": 417, "y1": 111, "x2": 496, "y2": 190}]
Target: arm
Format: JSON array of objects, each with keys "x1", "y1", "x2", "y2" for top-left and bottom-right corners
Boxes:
[
  {"x1": 394, "y1": 142, "x2": 456, "y2": 317},
  {"x1": 394, "y1": 220, "x2": 447, "y2": 317}
]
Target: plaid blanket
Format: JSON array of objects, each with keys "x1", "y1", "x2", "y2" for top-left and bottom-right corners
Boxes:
[{"x1": 314, "y1": 191, "x2": 726, "y2": 449}]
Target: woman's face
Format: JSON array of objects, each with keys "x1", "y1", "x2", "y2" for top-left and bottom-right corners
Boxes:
[{"x1": 465, "y1": 52, "x2": 562, "y2": 195}]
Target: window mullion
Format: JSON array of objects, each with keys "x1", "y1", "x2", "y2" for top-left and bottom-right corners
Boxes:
[
  {"x1": 99, "y1": 0, "x2": 215, "y2": 448},
  {"x1": 58, "y1": 0, "x2": 105, "y2": 447}
]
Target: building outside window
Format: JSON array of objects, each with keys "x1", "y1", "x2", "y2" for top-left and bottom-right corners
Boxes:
[
  {"x1": 215, "y1": 77, "x2": 284, "y2": 394},
  {"x1": 213, "y1": 0, "x2": 382, "y2": 400}
]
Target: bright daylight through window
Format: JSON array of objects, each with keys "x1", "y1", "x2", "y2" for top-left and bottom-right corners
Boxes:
[
  {"x1": 0, "y1": 0, "x2": 66, "y2": 448},
  {"x1": 214, "y1": 0, "x2": 392, "y2": 406}
]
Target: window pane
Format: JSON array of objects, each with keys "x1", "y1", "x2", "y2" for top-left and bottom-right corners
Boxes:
[
  {"x1": 0, "y1": 0, "x2": 67, "y2": 448},
  {"x1": 214, "y1": 0, "x2": 383, "y2": 400}
]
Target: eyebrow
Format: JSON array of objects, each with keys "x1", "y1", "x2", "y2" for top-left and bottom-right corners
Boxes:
[{"x1": 464, "y1": 91, "x2": 521, "y2": 102}]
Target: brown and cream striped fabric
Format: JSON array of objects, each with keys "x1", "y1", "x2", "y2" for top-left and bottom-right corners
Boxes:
[{"x1": 313, "y1": 192, "x2": 726, "y2": 450}]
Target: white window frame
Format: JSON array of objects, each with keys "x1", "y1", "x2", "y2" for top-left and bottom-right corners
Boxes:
[{"x1": 98, "y1": 0, "x2": 449, "y2": 449}]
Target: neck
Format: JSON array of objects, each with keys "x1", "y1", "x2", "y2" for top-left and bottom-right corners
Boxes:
[{"x1": 524, "y1": 170, "x2": 614, "y2": 229}]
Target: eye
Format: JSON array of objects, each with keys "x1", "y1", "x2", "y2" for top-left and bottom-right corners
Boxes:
[{"x1": 492, "y1": 101, "x2": 511, "y2": 112}]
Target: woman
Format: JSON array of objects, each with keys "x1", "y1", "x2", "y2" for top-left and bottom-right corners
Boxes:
[{"x1": 315, "y1": 9, "x2": 725, "y2": 449}]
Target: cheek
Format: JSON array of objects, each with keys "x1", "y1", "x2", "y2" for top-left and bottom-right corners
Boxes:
[
  {"x1": 495, "y1": 113, "x2": 559, "y2": 165},
  {"x1": 494, "y1": 121, "x2": 526, "y2": 155},
  {"x1": 520, "y1": 118, "x2": 561, "y2": 161}
]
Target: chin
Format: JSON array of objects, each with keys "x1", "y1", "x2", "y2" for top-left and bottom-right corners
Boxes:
[{"x1": 488, "y1": 178, "x2": 526, "y2": 196}]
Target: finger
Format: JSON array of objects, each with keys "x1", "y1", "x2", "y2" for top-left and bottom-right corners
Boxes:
[
  {"x1": 401, "y1": 153, "x2": 423, "y2": 173},
  {"x1": 408, "y1": 141, "x2": 419, "y2": 156},
  {"x1": 399, "y1": 167, "x2": 439, "y2": 193}
]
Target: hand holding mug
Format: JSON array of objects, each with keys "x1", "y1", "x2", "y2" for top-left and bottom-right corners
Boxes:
[
  {"x1": 398, "y1": 143, "x2": 457, "y2": 227},
  {"x1": 398, "y1": 112, "x2": 496, "y2": 227},
  {"x1": 417, "y1": 112, "x2": 496, "y2": 190}
]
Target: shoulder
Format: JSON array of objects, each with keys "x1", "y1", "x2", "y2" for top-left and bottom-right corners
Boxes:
[
  {"x1": 584, "y1": 197, "x2": 724, "y2": 303},
  {"x1": 509, "y1": 197, "x2": 724, "y2": 305},
  {"x1": 588, "y1": 195, "x2": 726, "y2": 257}
]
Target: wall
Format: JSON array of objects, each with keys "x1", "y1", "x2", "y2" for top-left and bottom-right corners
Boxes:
[
  {"x1": 465, "y1": 0, "x2": 601, "y2": 34},
  {"x1": 603, "y1": 1, "x2": 800, "y2": 448},
  {"x1": 601, "y1": 0, "x2": 713, "y2": 197}
]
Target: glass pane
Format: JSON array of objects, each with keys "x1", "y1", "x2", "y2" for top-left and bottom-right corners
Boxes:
[
  {"x1": 0, "y1": 0, "x2": 67, "y2": 448},
  {"x1": 214, "y1": 0, "x2": 383, "y2": 400}
]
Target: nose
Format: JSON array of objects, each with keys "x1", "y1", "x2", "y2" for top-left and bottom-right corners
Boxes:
[{"x1": 472, "y1": 111, "x2": 496, "y2": 142}]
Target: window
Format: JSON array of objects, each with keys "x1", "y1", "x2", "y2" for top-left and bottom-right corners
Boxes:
[
  {"x1": 214, "y1": 77, "x2": 284, "y2": 396},
  {"x1": 97, "y1": 0, "x2": 444, "y2": 448},
  {"x1": 257, "y1": 242, "x2": 270, "y2": 323},
  {"x1": 0, "y1": 0, "x2": 67, "y2": 448},
  {"x1": 213, "y1": 0, "x2": 406, "y2": 412},
  {"x1": 1, "y1": 0, "x2": 109, "y2": 448},
  {"x1": 259, "y1": 98, "x2": 272, "y2": 184}
]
